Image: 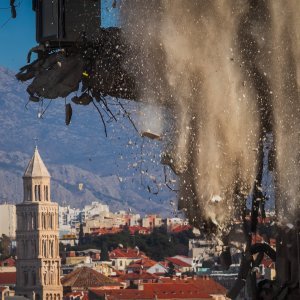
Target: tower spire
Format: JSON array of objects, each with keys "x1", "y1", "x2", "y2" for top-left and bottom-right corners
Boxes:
[
  {"x1": 23, "y1": 147, "x2": 50, "y2": 178},
  {"x1": 23, "y1": 148, "x2": 51, "y2": 203}
]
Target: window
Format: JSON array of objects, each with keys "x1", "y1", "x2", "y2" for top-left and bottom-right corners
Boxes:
[
  {"x1": 38, "y1": 185, "x2": 41, "y2": 201},
  {"x1": 27, "y1": 185, "x2": 31, "y2": 201},
  {"x1": 43, "y1": 240, "x2": 47, "y2": 257},
  {"x1": 50, "y1": 240, "x2": 54, "y2": 257},
  {"x1": 50, "y1": 214, "x2": 53, "y2": 229},
  {"x1": 33, "y1": 214, "x2": 36, "y2": 229},
  {"x1": 45, "y1": 185, "x2": 49, "y2": 201},
  {"x1": 24, "y1": 271, "x2": 28, "y2": 286},
  {"x1": 35, "y1": 185, "x2": 41, "y2": 201},
  {"x1": 35, "y1": 185, "x2": 38, "y2": 201},
  {"x1": 32, "y1": 271, "x2": 36, "y2": 286}
]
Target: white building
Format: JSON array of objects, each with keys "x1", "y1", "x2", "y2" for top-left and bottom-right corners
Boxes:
[
  {"x1": 81, "y1": 201, "x2": 110, "y2": 221},
  {"x1": 166, "y1": 217, "x2": 188, "y2": 231},
  {"x1": 189, "y1": 239, "x2": 221, "y2": 272},
  {"x1": 58, "y1": 206, "x2": 81, "y2": 236},
  {"x1": 147, "y1": 263, "x2": 168, "y2": 275},
  {"x1": 0, "y1": 204, "x2": 17, "y2": 239}
]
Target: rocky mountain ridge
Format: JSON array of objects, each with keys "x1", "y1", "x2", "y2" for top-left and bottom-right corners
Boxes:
[{"x1": 0, "y1": 66, "x2": 176, "y2": 215}]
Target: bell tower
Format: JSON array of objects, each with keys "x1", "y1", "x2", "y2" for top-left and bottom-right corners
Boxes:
[{"x1": 16, "y1": 147, "x2": 63, "y2": 300}]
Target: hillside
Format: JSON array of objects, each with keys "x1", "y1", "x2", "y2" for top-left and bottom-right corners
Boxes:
[{"x1": 0, "y1": 66, "x2": 177, "y2": 215}]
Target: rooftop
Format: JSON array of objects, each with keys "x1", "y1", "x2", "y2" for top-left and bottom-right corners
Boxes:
[
  {"x1": 109, "y1": 248, "x2": 146, "y2": 259},
  {"x1": 0, "y1": 272, "x2": 16, "y2": 285},
  {"x1": 166, "y1": 257, "x2": 192, "y2": 268},
  {"x1": 23, "y1": 147, "x2": 50, "y2": 178},
  {"x1": 61, "y1": 266, "x2": 120, "y2": 290},
  {"x1": 119, "y1": 272, "x2": 158, "y2": 281},
  {"x1": 0, "y1": 257, "x2": 16, "y2": 267}
]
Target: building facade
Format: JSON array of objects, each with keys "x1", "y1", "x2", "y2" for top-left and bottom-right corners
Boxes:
[
  {"x1": 15, "y1": 147, "x2": 63, "y2": 300},
  {"x1": 0, "y1": 204, "x2": 16, "y2": 239}
]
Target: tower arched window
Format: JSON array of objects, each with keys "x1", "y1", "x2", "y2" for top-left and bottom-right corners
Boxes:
[
  {"x1": 35, "y1": 185, "x2": 38, "y2": 201},
  {"x1": 43, "y1": 240, "x2": 47, "y2": 257},
  {"x1": 38, "y1": 185, "x2": 41, "y2": 201},
  {"x1": 50, "y1": 213, "x2": 53, "y2": 229},
  {"x1": 27, "y1": 185, "x2": 31, "y2": 201},
  {"x1": 44, "y1": 214, "x2": 47, "y2": 229},
  {"x1": 24, "y1": 271, "x2": 28, "y2": 286},
  {"x1": 45, "y1": 185, "x2": 49, "y2": 201},
  {"x1": 32, "y1": 271, "x2": 36, "y2": 286},
  {"x1": 33, "y1": 213, "x2": 36, "y2": 229},
  {"x1": 50, "y1": 240, "x2": 53, "y2": 258}
]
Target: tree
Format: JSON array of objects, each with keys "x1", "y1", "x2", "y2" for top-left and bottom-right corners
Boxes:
[
  {"x1": 100, "y1": 243, "x2": 109, "y2": 261},
  {"x1": 78, "y1": 223, "x2": 84, "y2": 246},
  {"x1": 0, "y1": 234, "x2": 11, "y2": 259},
  {"x1": 166, "y1": 261, "x2": 176, "y2": 277}
]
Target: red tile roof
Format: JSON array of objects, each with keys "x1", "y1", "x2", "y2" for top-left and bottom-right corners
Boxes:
[
  {"x1": 64, "y1": 291, "x2": 89, "y2": 300},
  {"x1": 119, "y1": 272, "x2": 158, "y2": 281},
  {"x1": 89, "y1": 287, "x2": 213, "y2": 299},
  {"x1": 166, "y1": 257, "x2": 192, "y2": 268},
  {"x1": 170, "y1": 225, "x2": 192, "y2": 233},
  {"x1": 91, "y1": 227, "x2": 122, "y2": 235},
  {"x1": 0, "y1": 257, "x2": 16, "y2": 267},
  {"x1": 128, "y1": 226, "x2": 151, "y2": 235},
  {"x1": 261, "y1": 257, "x2": 275, "y2": 269},
  {"x1": 61, "y1": 267, "x2": 121, "y2": 290},
  {"x1": 0, "y1": 272, "x2": 16, "y2": 285},
  {"x1": 159, "y1": 277, "x2": 227, "y2": 294},
  {"x1": 127, "y1": 258, "x2": 157, "y2": 270},
  {"x1": 109, "y1": 248, "x2": 147, "y2": 259}
]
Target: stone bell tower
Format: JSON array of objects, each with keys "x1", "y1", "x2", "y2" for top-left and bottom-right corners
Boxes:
[{"x1": 15, "y1": 147, "x2": 63, "y2": 300}]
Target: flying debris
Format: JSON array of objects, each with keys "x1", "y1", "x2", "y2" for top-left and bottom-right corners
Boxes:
[
  {"x1": 71, "y1": 93, "x2": 93, "y2": 106},
  {"x1": 161, "y1": 152, "x2": 187, "y2": 175},
  {"x1": 141, "y1": 131, "x2": 161, "y2": 140},
  {"x1": 65, "y1": 103, "x2": 72, "y2": 126},
  {"x1": 211, "y1": 195, "x2": 222, "y2": 203}
]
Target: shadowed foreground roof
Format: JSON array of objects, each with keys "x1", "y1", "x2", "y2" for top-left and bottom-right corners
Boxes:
[
  {"x1": 90, "y1": 277, "x2": 227, "y2": 299},
  {"x1": 90, "y1": 287, "x2": 213, "y2": 299},
  {"x1": 0, "y1": 272, "x2": 16, "y2": 285},
  {"x1": 61, "y1": 266, "x2": 120, "y2": 289}
]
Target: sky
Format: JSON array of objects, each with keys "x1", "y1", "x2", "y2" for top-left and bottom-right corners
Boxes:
[
  {"x1": 0, "y1": 1, "x2": 35, "y2": 71},
  {"x1": 0, "y1": 0, "x2": 119, "y2": 71}
]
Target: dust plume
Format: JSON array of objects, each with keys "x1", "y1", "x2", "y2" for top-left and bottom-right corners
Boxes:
[{"x1": 120, "y1": 0, "x2": 300, "y2": 229}]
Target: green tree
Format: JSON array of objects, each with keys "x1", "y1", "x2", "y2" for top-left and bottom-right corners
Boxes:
[
  {"x1": 166, "y1": 261, "x2": 176, "y2": 276},
  {"x1": 0, "y1": 234, "x2": 11, "y2": 259},
  {"x1": 78, "y1": 223, "x2": 84, "y2": 246},
  {"x1": 100, "y1": 243, "x2": 109, "y2": 261}
]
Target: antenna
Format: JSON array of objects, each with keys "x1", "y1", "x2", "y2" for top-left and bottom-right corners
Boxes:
[{"x1": 33, "y1": 137, "x2": 39, "y2": 149}]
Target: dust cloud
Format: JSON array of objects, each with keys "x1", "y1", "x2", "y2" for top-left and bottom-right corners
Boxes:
[{"x1": 119, "y1": 0, "x2": 300, "y2": 230}]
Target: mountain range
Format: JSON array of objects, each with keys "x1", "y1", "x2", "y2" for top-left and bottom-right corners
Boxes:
[{"x1": 0, "y1": 66, "x2": 177, "y2": 216}]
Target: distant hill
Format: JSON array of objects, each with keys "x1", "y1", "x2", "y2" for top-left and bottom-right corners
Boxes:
[{"x1": 0, "y1": 66, "x2": 177, "y2": 215}]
